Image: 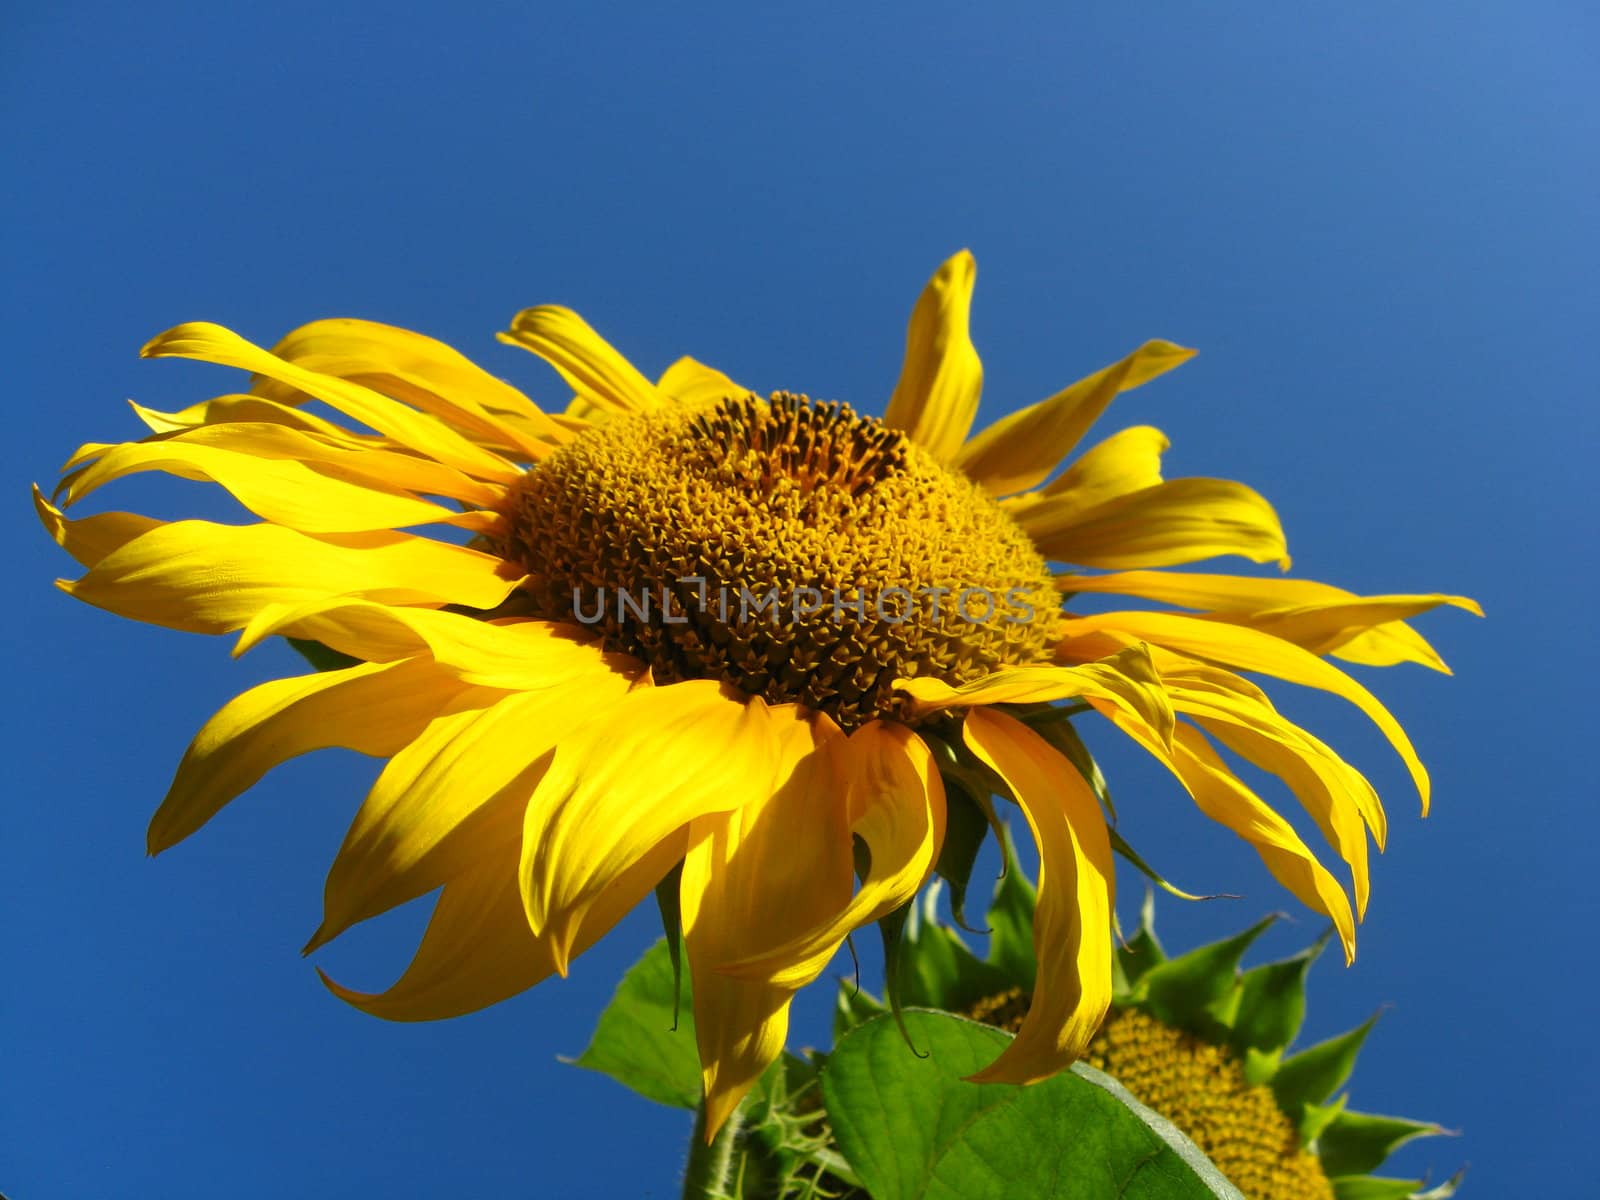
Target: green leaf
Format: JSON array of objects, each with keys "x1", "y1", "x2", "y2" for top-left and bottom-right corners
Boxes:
[
  {"x1": 1229, "y1": 931, "x2": 1329, "y2": 1057},
  {"x1": 821, "y1": 1010, "x2": 1245, "y2": 1200},
  {"x1": 286, "y1": 636, "x2": 359, "y2": 672},
  {"x1": 1272, "y1": 1012, "x2": 1379, "y2": 1117},
  {"x1": 1140, "y1": 914, "x2": 1277, "y2": 1036},
  {"x1": 984, "y1": 828, "x2": 1038, "y2": 989},
  {"x1": 933, "y1": 785, "x2": 991, "y2": 931},
  {"x1": 1317, "y1": 1109, "x2": 1449, "y2": 1177},
  {"x1": 568, "y1": 938, "x2": 700, "y2": 1109}
]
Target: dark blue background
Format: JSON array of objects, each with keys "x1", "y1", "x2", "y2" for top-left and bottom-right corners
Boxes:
[{"x1": 6, "y1": 4, "x2": 1593, "y2": 1196}]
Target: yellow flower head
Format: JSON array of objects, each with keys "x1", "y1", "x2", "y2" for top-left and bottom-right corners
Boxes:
[{"x1": 37, "y1": 252, "x2": 1476, "y2": 1135}]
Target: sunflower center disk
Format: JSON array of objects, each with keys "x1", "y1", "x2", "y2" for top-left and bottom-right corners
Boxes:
[{"x1": 498, "y1": 392, "x2": 1061, "y2": 728}]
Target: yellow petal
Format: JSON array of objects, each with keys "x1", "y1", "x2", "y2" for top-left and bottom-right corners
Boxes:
[
  {"x1": 150, "y1": 658, "x2": 470, "y2": 853},
  {"x1": 233, "y1": 599, "x2": 636, "y2": 691},
  {"x1": 1005, "y1": 426, "x2": 1170, "y2": 526},
  {"x1": 895, "y1": 643, "x2": 1174, "y2": 752},
  {"x1": 718, "y1": 722, "x2": 945, "y2": 988},
  {"x1": 519, "y1": 681, "x2": 779, "y2": 974},
  {"x1": 320, "y1": 829, "x2": 684, "y2": 1021},
  {"x1": 955, "y1": 341, "x2": 1194, "y2": 496},
  {"x1": 1020, "y1": 478, "x2": 1290, "y2": 570},
  {"x1": 498, "y1": 306, "x2": 662, "y2": 416},
  {"x1": 1065, "y1": 611, "x2": 1429, "y2": 813},
  {"x1": 261, "y1": 317, "x2": 567, "y2": 455},
  {"x1": 142, "y1": 323, "x2": 520, "y2": 483},
  {"x1": 34, "y1": 485, "x2": 160, "y2": 569},
  {"x1": 961, "y1": 708, "x2": 1114, "y2": 1084},
  {"x1": 1055, "y1": 570, "x2": 1480, "y2": 673},
  {"x1": 130, "y1": 393, "x2": 367, "y2": 441},
  {"x1": 681, "y1": 706, "x2": 853, "y2": 1136},
  {"x1": 155, "y1": 420, "x2": 506, "y2": 506},
  {"x1": 881, "y1": 250, "x2": 982, "y2": 462},
  {"x1": 60, "y1": 521, "x2": 521, "y2": 635},
  {"x1": 60, "y1": 438, "x2": 490, "y2": 535},
  {"x1": 312, "y1": 665, "x2": 636, "y2": 950},
  {"x1": 658, "y1": 356, "x2": 749, "y2": 407}
]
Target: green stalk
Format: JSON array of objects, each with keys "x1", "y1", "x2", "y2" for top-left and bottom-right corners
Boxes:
[{"x1": 680, "y1": 1099, "x2": 745, "y2": 1200}]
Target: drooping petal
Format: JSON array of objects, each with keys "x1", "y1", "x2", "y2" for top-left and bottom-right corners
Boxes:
[
  {"x1": 681, "y1": 706, "x2": 853, "y2": 1136},
  {"x1": 657, "y1": 356, "x2": 749, "y2": 407},
  {"x1": 499, "y1": 306, "x2": 663, "y2": 416},
  {"x1": 881, "y1": 250, "x2": 982, "y2": 462},
  {"x1": 260, "y1": 316, "x2": 568, "y2": 454},
  {"x1": 519, "y1": 681, "x2": 780, "y2": 974},
  {"x1": 954, "y1": 340, "x2": 1194, "y2": 496},
  {"x1": 1019, "y1": 478, "x2": 1290, "y2": 570},
  {"x1": 1096, "y1": 706, "x2": 1358, "y2": 963},
  {"x1": 719, "y1": 722, "x2": 946, "y2": 988},
  {"x1": 1054, "y1": 570, "x2": 1480, "y2": 673},
  {"x1": 320, "y1": 830, "x2": 684, "y2": 1021},
  {"x1": 142, "y1": 323, "x2": 521, "y2": 482},
  {"x1": 312, "y1": 664, "x2": 637, "y2": 949},
  {"x1": 150, "y1": 658, "x2": 474, "y2": 853},
  {"x1": 895, "y1": 643, "x2": 1174, "y2": 751},
  {"x1": 1062, "y1": 611, "x2": 1430, "y2": 812},
  {"x1": 961, "y1": 708, "x2": 1114, "y2": 1084},
  {"x1": 58, "y1": 520, "x2": 522, "y2": 635}
]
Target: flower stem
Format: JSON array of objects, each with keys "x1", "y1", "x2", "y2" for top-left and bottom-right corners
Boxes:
[{"x1": 680, "y1": 1100, "x2": 744, "y2": 1200}]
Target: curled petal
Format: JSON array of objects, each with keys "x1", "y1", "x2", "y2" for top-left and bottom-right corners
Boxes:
[
  {"x1": 499, "y1": 306, "x2": 662, "y2": 416},
  {"x1": 961, "y1": 708, "x2": 1114, "y2": 1084},
  {"x1": 882, "y1": 250, "x2": 982, "y2": 462}
]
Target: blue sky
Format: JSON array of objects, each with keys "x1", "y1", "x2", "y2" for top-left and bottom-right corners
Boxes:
[{"x1": 4, "y1": 3, "x2": 1594, "y2": 1195}]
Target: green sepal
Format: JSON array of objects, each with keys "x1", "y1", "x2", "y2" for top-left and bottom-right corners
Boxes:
[
  {"x1": 1228, "y1": 928, "x2": 1330, "y2": 1057},
  {"x1": 933, "y1": 782, "x2": 992, "y2": 933},
  {"x1": 1411, "y1": 1170, "x2": 1465, "y2": 1199},
  {"x1": 984, "y1": 827, "x2": 1038, "y2": 990},
  {"x1": 1299, "y1": 1092, "x2": 1347, "y2": 1145},
  {"x1": 653, "y1": 861, "x2": 685, "y2": 1031},
  {"x1": 1117, "y1": 890, "x2": 1167, "y2": 993},
  {"x1": 569, "y1": 938, "x2": 700, "y2": 1109},
  {"x1": 1138, "y1": 914, "x2": 1277, "y2": 1037},
  {"x1": 1240, "y1": 1046, "x2": 1280, "y2": 1087},
  {"x1": 1272, "y1": 1011, "x2": 1380, "y2": 1118},
  {"x1": 1332, "y1": 1171, "x2": 1462, "y2": 1200},
  {"x1": 876, "y1": 894, "x2": 925, "y2": 1056},
  {"x1": 834, "y1": 979, "x2": 888, "y2": 1041},
  {"x1": 1331, "y1": 1178, "x2": 1424, "y2": 1200},
  {"x1": 1316, "y1": 1109, "x2": 1450, "y2": 1177},
  {"x1": 894, "y1": 885, "x2": 1013, "y2": 1011},
  {"x1": 1109, "y1": 830, "x2": 1225, "y2": 903},
  {"x1": 287, "y1": 637, "x2": 359, "y2": 672}
]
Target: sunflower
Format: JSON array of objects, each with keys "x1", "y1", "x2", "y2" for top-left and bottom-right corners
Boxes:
[
  {"x1": 37, "y1": 252, "x2": 1474, "y2": 1136},
  {"x1": 956, "y1": 895, "x2": 1463, "y2": 1200}
]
